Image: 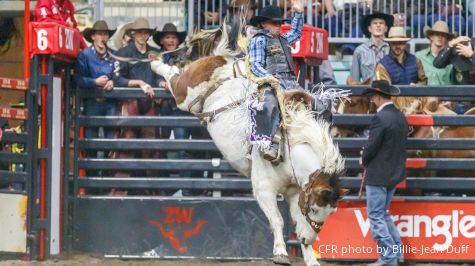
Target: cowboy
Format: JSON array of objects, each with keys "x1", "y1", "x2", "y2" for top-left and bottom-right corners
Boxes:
[
  {"x1": 113, "y1": 17, "x2": 164, "y2": 181},
  {"x1": 433, "y1": 34, "x2": 475, "y2": 114},
  {"x1": 416, "y1": 21, "x2": 454, "y2": 86},
  {"x1": 247, "y1": 1, "x2": 304, "y2": 162},
  {"x1": 77, "y1": 20, "x2": 117, "y2": 161},
  {"x1": 34, "y1": 0, "x2": 87, "y2": 49},
  {"x1": 375, "y1": 26, "x2": 427, "y2": 112},
  {"x1": 361, "y1": 80, "x2": 408, "y2": 266},
  {"x1": 349, "y1": 12, "x2": 393, "y2": 84},
  {"x1": 376, "y1": 27, "x2": 427, "y2": 86}
]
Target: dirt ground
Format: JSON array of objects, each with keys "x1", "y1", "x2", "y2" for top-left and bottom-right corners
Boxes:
[{"x1": 0, "y1": 255, "x2": 471, "y2": 266}]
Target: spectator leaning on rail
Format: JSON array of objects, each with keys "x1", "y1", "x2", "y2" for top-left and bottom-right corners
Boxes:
[
  {"x1": 76, "y1": 20, "x2": 117, "y2": 163},
  {"x1": 360, "y1": 80, "x2": 409, "y2": 266},
  {"x1": 349, "y1": 12, "x2": 393, "y2": 84},
  {"x1": 34, "y1": 0, "x2": 87, "y2": 49},
  {"x1": 113, "y1": 17, "x2": 164, "y2": 179},
  {"x1": 153, "y1": 23, "x2": 193, "y2": 188},
  {"x1": 376, "y1": 26, "x2": 427, "y2": 112},
  {"x1": 434, "y1": 35, "x2": 475, "y2": 114},
  {"x1": 247, "y1": 1, "x2": 304, "y2": 162}
]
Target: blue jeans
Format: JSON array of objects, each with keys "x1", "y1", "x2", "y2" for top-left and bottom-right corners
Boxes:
[
  {"x1": 468, "y1": 15, "x2": 474, "y2": 37},
  {"x1": 366, "y1": 185, "x2": 402, "y2": 264},
  {"x1": 84, "y1": 99, "x2": 116, "y2": 158},
  {"x1": 84, "y1": 99, "x2": 116, "y2": 140},
  {"x1": 159, "y1": 100, "x2": 191, "y2": 178}
]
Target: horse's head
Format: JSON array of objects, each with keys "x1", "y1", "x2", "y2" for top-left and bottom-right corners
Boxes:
[{"x1": 300, "y1": 170, "x2": 348, "y2": 228}]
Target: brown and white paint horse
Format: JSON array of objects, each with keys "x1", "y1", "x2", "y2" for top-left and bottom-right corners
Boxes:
[{"x1": 151, "y1": 31, "x2": 347, "y2": 266}]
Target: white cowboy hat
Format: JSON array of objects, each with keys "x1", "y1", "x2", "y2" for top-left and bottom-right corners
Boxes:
[{"x1": 384, "y1": 26, "x2": 411, "y2": 42}]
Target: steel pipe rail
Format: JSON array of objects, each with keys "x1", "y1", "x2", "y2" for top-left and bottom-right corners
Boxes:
[
  {"x1": 79, "y1": 115, "x2": 475, "y2": 127},
  {"x1": 79, "y1": 138, "x2": 475, "y2": 151},
  {"x1": 77, "y1": 177, "x2": 475, "y2": 191},
  {"x1": 80, "y1": 86, "x2": 475, "y2": 98},
  {"x1": 78, "y1": 158, "x2": 475, "y2": 171}
]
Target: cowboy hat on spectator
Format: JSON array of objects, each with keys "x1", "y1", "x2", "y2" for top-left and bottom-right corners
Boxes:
[
  {"x1": 250, "y1": 5, "x2": 290, "y2": 27},
  {"x1": 361, "y1": 12, "x2": 394, "y2": 38},
  {"x1": 362, "y1": 80, "x2": 401, "y2": 96},
  {"x1": 384, "y1": 26, "x2": 411, "y2": 42},
  {"x1": 153, "y1": 23, "x2": 187, "y2": 47},
  {"x1": 424, "y1": 20, "x2": 455, "y2": 40},
  {"x1": 83, "y1": 20, "x2": 116, "y2": 43},
  {"x1": 109, "y1": 22, "x2": 134, "y2": 50},
  {"x1": 129, "y1": 17, "x2": 155, "y2": 36}
]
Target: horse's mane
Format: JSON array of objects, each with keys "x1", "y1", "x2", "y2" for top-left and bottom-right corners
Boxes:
[{"x1": 286, "y1": 106, "x2": 345, "y2": 175}]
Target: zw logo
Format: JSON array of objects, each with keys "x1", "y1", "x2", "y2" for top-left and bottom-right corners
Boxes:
[
  {"x1": 149, "y1": 207, "x2": 208, "y2": 254},
  {"x1": 58, "y1": 27, "x2": 74, "y2": 50}
]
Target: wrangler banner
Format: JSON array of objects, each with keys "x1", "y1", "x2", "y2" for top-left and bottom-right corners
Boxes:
[{"x1": 314, "y1": 201, "x2": 475, "y2": 261}]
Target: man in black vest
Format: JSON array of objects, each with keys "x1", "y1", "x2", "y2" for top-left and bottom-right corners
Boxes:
[
  {"x1": 247, "y1": 2, "x2": 304, "y2": 162},
  {"x1": 361, "y1": 80, "x2": 409, "y2": 266}
]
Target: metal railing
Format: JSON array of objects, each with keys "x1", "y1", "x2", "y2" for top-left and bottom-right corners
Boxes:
[{"x1": 93, "y1": 0, "x2": 474, "y2": 47}]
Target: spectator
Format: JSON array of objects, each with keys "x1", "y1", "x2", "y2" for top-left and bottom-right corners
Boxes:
[
  {"x1": 349, "y1": 12, "x2": 393, "y2": 84},
  {"x1": 376, "y1": 27, "x2": 427, "y2": 86},
  {"x1": 434, "y1": 35, "x2": 475, "y2": 113},
  {"x1": 194, "y1": 0, "x2": 226, "y2": 29},
  {"x1": 376, "y1": 26, "x2": 427, "y2": 112},
  {"x1": 318, "y1": 60, "x2": 337, "y2": 86},
  {"x1": 416, "y1": 21, "x2": 454, "y2": 85},
  {"x1": 153, "y1": 23, "x2": 192, "y2": 190},
  {"x1": 228, "y1": 0, "x2": 258, "y2": 50},
  {"x1": 113, "y1": 17, "x2": 163, "y2": 181},
  {"x1": 360, "y1": 80, "x2": 408, "y2": 266},
  {"x1": 76, "y1": 20, "x2": 117, "y2": 163},
  {"x1": 34, "y1": 0, "x2": 87, "y2": 48}
]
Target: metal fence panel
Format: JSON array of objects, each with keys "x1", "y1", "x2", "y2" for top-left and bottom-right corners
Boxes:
[{"x1": 74, "y1": 197, "x2": 290, "y2": 258}]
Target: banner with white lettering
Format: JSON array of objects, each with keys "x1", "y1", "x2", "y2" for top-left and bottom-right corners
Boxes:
[{"x1": 314, "y1": 202, "x2": 475, "y2": 260}]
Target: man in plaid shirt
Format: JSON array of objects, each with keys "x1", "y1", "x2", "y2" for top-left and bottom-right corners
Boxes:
[{"x1": 247, "y1": 1, "x2": 303, "y2": 162}]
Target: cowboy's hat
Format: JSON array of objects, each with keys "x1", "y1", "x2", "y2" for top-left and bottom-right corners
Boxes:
[
  {"x1": 108, "y1": 22, "x2": 134, "y2": 50},
  {"x1": 82, "y1": 20, "x2": 116, "y2": 43},
  {"x1": 362, "y1": 80, "x2": 401, "y2": 96},
  {"x1": 361, "y1": 12, "x2": 394, "y2": 38},
  {"x1": 153, "y1": 23, "x2": 187, "y2": 47},
  {"x1": 424, "y1": 20, "x2": 455, "y2": 40},
  {"x1": 250, "y1": 5, "x2": 290, "y2": 27},
  {"x1": 129, "y1": 17, "x2": 155, "y2": 36},
  {"x1": 384, "y1": 26, "x2": 411, "y2": 42}
]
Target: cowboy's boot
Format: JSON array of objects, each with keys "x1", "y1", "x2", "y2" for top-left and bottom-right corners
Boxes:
[{"x1": 263, "y1": 127, "x2": 283, "y2": 164}]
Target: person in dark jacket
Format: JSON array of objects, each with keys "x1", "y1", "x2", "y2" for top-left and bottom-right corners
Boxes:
[
  {"x1": 433, "y1": 35, "x2": 475, "y2": 113},
  {"x1": 77, "y1": 20, "x2": 117, "y2": 157},
  {"x1": 361, "y1": 80, "x2": 409, "y2": 266}
]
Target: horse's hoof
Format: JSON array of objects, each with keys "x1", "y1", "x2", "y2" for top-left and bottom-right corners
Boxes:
[{"x1": 272, "y1": 255, "x2": 291, "y2": 265}]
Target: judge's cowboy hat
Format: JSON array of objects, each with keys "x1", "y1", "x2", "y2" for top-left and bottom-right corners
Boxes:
[
  {"x1": 362, "y1": 80, "x2": 401, "y2": 96},
  {"x1": 82, "y1": 20, "x2": 116, "y2": 43},
  {"x1": 424, "y1": 20, "x2": 455, "y2": 40},
  {"x1": 153, "y1": 23, "x2": 187, "y2": 47},
  {"x1": 384, "y1": 26, "x2": 411, "y2": 42},
  {"x1": 249, "y1": 5, "x2": 290, "y2": 27},
  {"x1": 361, "y1": 12, "x2": 394, "y2": 38}
]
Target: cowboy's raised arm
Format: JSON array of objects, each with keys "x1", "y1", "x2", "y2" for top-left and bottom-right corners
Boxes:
[{"x1": 282, "y1": 0, "x2": 304, "y2": 45}]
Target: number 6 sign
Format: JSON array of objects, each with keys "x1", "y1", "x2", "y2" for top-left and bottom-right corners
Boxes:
[{"x1": 30, "y1": 22, "x2": 81, "y2": 58}]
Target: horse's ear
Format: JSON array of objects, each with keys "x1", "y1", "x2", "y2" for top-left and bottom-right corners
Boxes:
[
  {"x1": 312, "y1": 185, "x2": 332, "y2": 196},
  {"x1": 339, "y1": 188, "x2": 349, "y2": 196}
]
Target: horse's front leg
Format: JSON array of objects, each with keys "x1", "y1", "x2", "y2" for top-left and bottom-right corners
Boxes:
[
  {"x1": 251, "y1": 156, "x2": 289, "y2": 265},
  {"x1": 284, "y1": 186, "x2": 319, "y2": 266}
]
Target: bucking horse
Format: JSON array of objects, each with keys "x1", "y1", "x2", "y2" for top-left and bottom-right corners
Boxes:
[{"x1": 150, "y1": 28, "x2": 348, "y2": 266}]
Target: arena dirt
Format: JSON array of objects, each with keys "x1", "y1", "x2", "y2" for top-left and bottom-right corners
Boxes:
[{"x1": 0, "y1": 255, "x2": 470, "y2": 266}]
